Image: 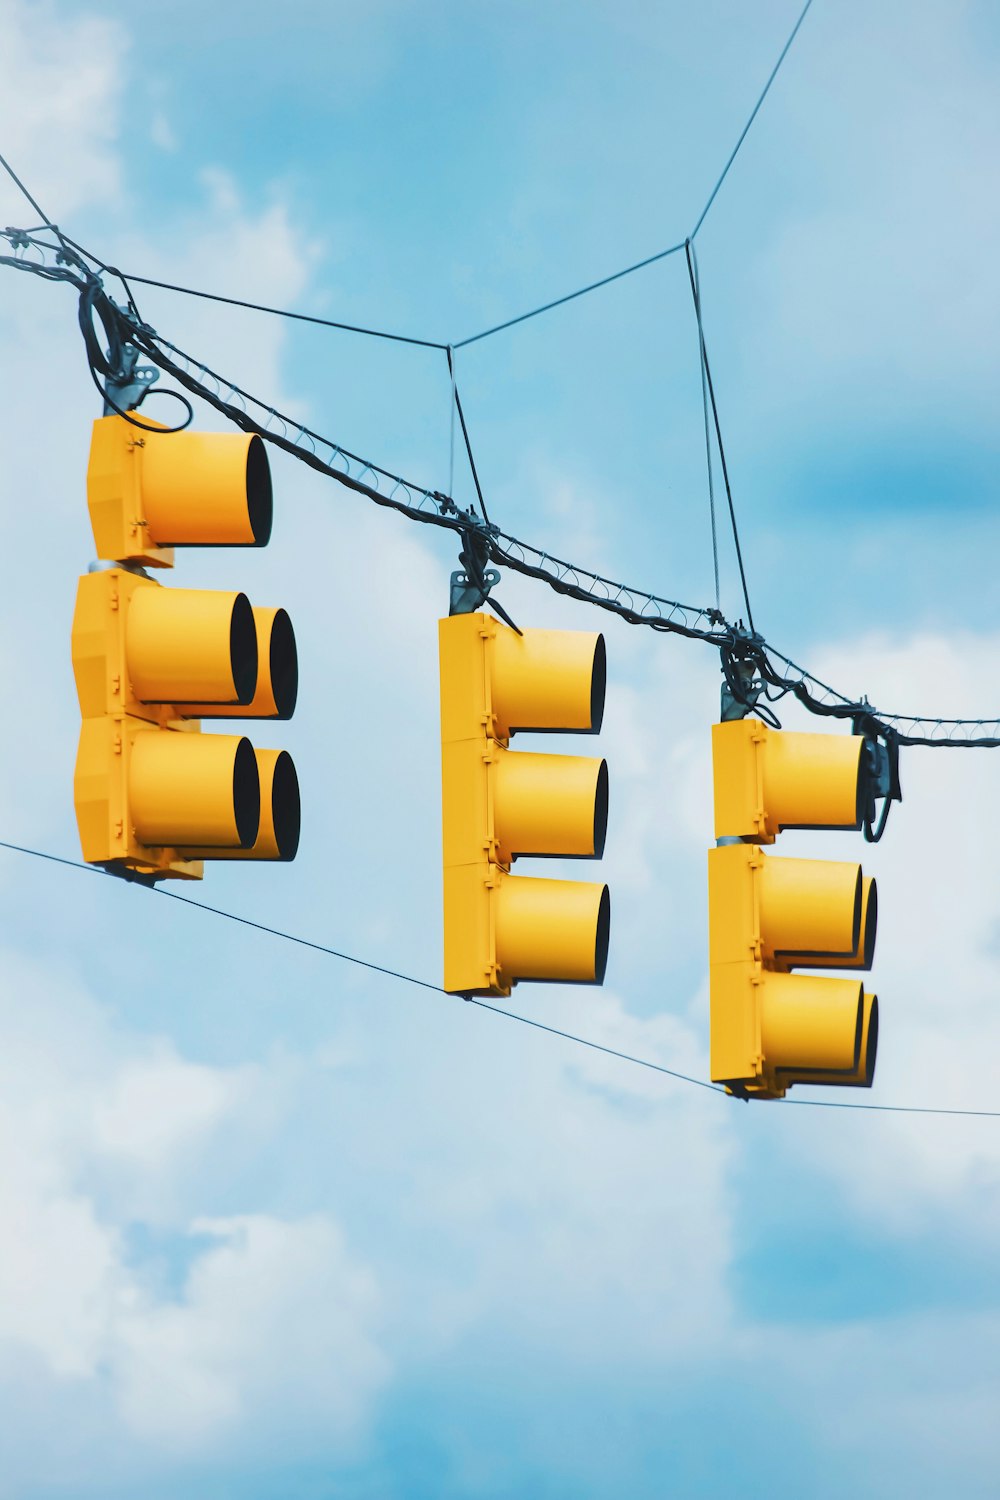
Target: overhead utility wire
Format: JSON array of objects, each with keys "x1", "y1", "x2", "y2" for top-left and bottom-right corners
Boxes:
[
  {"x1": 445, "y1": 344, "x2": 490, "y2": 524},
  {"x1": 690, "y1": 247, "x2": 722, "y2": 614},
  {"x1": 685, "y1": 239, "x2": 754, "y2": 631},
  {"x1": 100, "y1": 270, "x2": 448, "y2": 351},
  {"x1": 452, "y1": 240, "x2": 688, "y2": 349},
  {"x1": 37, "y1": 0, "x2": 815, "y2": 358},
  {"x1": 689, "y1": 0, "x2": 816, "y2": 240},
  {"x1": 0, "y1": 838, "x2": 996, "y2": 1119},
  {"x1": 3, "y1": 224, "x2": 1000, "y2": 745}
]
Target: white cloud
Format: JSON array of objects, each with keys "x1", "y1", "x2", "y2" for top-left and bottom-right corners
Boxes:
[
  {"x1": 0, "y1": 0, "x2": 125, "y2": 223},
  {"x1": 115, "y1": 1213, "x2": 388, "y2": 1449},
  {"x1": 0, "y1": 948, "x2": 388, "y2": 1453},
  {"x1": 747, "y1": 1, "x2": 1000, "y2": 437}
]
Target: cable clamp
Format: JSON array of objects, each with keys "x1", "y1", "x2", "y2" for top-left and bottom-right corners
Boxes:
[
  {"x1": 449, "y1": 516, "x2": 521, "y2": 634},
  {"x1": 103, "y1": 342, "x2": 160, "y2": 416},
  {"x1": 719, "y1": 631, "x2": 769, "y2": 722}
]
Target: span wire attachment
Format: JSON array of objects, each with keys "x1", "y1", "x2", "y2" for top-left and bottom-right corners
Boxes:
[{"x1": 449, "y1": 517, "x2": 521, "y2": 635}]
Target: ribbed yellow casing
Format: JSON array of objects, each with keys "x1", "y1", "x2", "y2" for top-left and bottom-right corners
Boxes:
[
  {"x1": 708, "y1": 843, "x2": 871, "y2": 1098},
  {"x1": 439, "y1": 613, "x2": 609, "y2": 996},
  {"x1": 712, "y1": 719, "x2": 864, "y2": 843},
  {"x1": 86, "y1": 415, "x2": 270, "y2": 567}
]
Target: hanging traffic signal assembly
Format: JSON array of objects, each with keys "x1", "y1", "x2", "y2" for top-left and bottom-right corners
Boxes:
[
  {"x1": 72, "y1": 415, "x2": 300, "y2": 881},
  {"x1": 709, "y1": 719, "x2": 878, "y2": 1098},
  {"x1": 439, "y1": 612, "x2": 609, "y2": 997}
]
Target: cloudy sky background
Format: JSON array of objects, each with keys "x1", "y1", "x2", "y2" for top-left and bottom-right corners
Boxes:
[{"x1": 1, "y1": 1, "x2": 999, "y2": 1494}]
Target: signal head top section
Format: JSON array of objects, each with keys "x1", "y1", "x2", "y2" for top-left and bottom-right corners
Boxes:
[
  {"x1": 87, "y1": 414, "x2": 273, "y2": 568},
  {"x1": 712, "y1": 718, "x2": 867, "y2": 844}
]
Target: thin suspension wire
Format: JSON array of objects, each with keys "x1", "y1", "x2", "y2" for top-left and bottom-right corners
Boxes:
[
  {"x1": 0, "y1": 1, "x2": 814, "y2": 372},
  {"x1": 692, "y1": 251, "x2": 721, "y2": 613},
  {"x1": 454, "y1": 241, "x2": 687, "y2": 348},
  {"x1": 4, "y1": 224, "x2": 1000, "y2": 745},
  {"x1": 1, "y1": 838, "x2": 998, "y2": 1119},
  {"x1": 690, "y1": 0, "x2": 817, "y2": 240},
  {"x1": 447, "y1": 346, "x2": 457, "y2": 500},
  {"x1": 112, "y1": 271, "x2": 448, "y2": 351},
  {"x1": 0, "y1": 150, "x2": 58, "y2": 230},
  {"x1": 446, "y1": 344, "x2": 490, "y2": 524},
  {"x1": 685, "y1": 240, "x2": 754, "y2": 630}
]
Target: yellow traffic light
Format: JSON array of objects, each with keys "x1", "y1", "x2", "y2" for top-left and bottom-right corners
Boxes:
[
  {"x1": 86, "y1": 414, "x2": 271, "y2": 567},
  {"x1": 72, "y1": 415, "x2": 298, "y2": 881},
  {"x1": 439, "y1": 611, "x2": 609, "y2": 996},
  {"x1": 708, "y1": 719, "x2": 879, "y2": 1098}
]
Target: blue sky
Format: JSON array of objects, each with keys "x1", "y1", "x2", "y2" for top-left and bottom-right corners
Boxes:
[{"x1": 1, "y1": 1, "x2": 1000, "y2": 1495}]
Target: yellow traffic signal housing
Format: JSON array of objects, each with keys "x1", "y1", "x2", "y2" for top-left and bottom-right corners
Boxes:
[
  {"x1": 86, "y1": 414, "x2": 272, "y2": 568},
  {"x1": 73, "y1": 416, "x2": 298, "y2": 880},
  {"x1": 712, "y1": 718, "x2": 865, "y2": 844},
  {"x1": 708, "y1": 720, "x2": 879, "y2": 1099},
  {"x1": 439, "y1": 612, "x2": 609, "y2": 997}
]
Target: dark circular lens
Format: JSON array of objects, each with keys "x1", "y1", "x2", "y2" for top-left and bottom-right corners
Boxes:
[
  {"x1": 232, "y1": 736, "x2": 261, "y2": 848},
  {"x1": 864, "y1": 997, "x2": 879, "y2": 1086},
  {"x1": 229, "y1": 592, "x2": 258, "y2": 705},
  {"x1": 862, "y1": 881, "x2": 878, "y2": 969},
  {"x1": 269, "y1": 751, "x2": 301, "y2": 861},
  {"x1": 268, "y1": 609, "x2": 298, "y2": 719},
  {"x1": 245, "y1": 436, "x2": 273, "y2": 546},
  {"x1": 590, "y1": 635, "x2": 607, "y2": 733},
  {"x1": 593, "y1": 760, "x2": 609, "y2": 858},
  {"x1": 593, "y1": 885, "x2": 611, "y2": 984}
]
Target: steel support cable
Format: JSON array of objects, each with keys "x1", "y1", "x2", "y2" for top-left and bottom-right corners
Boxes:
[
  {"x1": 445, "y1": 345, "x2": 490, "y2": 524},
  {"x1": 4, "y1": 230, "x2": 1000, "y2": 745},
  {"x1": 1, "y1": 838, "x2": 998, "y2": 1118},
  {"x1": 691, "y1": 250, "x2": 722, "y2": 613},
  {"x1": 99, "y1": 270, "x2": 448, "y2": 351},
  {"x1": 685, "y1": 239, "x2": 755, "y2": 631},
  {"x1": 689, "y1": 0, "x2": 817, "y2": 241},
  {"x1": 0, "y1": 0, "x2": 814, "y2": 356}
]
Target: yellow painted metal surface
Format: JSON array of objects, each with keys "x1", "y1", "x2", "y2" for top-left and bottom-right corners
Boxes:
[
  {"x1": 86, "y1": 415, "x2": 271, "y2": 567},
  {"x1": 439, "y1": 612, "x2": 609, "y2": 996},
  {"x1": 74, "y1": 421, "x2": 297, "y2": 883},
  {"x1": 708, "y1": 841, "x2": 876, "y2": 1098},
  {"x1": 72, "y1": 570, "x2": 255, "y2": 720},
  {"x1": 179, "y1": 748, "x2": 300, "y2": 861},
  {"x1": 786, "y1": 876, "x2": 877, "y2": 972},
  {"x1": 73, "y1": 715, "x2": 205, "y2": 879},
  {"x1": 712, "y1": 718, "x2": 864, "y2": 843},
  {"x1": 129, "y1": 730, "x2": 258, "y2": 848},
  {"x1": 173, "y1": 608, "x2": 298, "y2": 720},
  {"x1": 71, "y1": 572, "x2": 296, "y2": 879}
]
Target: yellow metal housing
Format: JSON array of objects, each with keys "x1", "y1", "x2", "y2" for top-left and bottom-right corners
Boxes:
[
  {"x1": 439, "y1": 613, "x2": 609, "y2": 996},
  {"x1": 712, "y1": 719, "x2": 865, "y2": 843},
  {"x1": 72, "y1": 570, "x2": 258, "y2": 721},
  {"x1": 173, "y1": 608, "x2": 297, "y2": 720},
  {"x1": 178, "y1": 748, "x2": 300, "y2": 861},
  {"x1": 86, "y1": 415, "x2": 272, "y2": 567},
  {"x1": 708, "y1": 842, "x2": 874, "y2": 1098},
  {"x1": 73, "y1": 715, "x2": 260, "y2": 876},
  {"x1": 784, "y1": 876, "x2": 877, "y2": 972}
]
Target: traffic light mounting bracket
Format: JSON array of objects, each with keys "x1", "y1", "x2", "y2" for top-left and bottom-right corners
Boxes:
[
  {"x1": 103, "y1": 343, "x2": 159, "y2": 416},
  {"x1": 449, "y1": 516, "x2": 521, "y2": 635}
]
